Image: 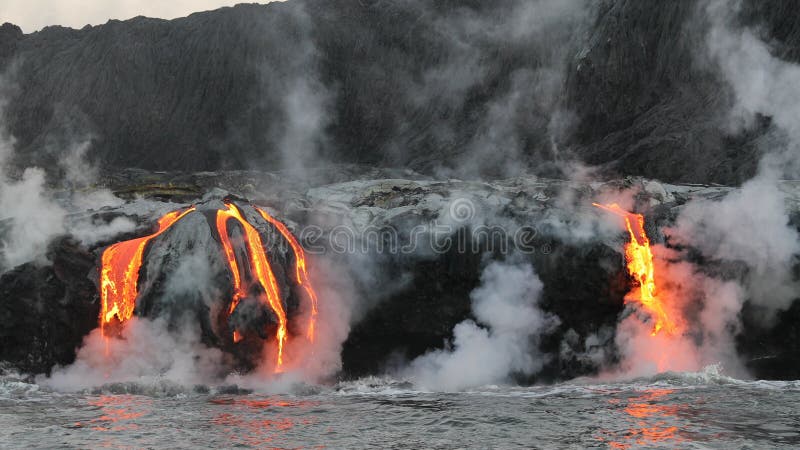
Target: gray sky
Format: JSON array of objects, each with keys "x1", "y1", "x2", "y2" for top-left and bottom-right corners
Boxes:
[{"x1": 1, "y1": 1, "x2": 279, "y2": 33}]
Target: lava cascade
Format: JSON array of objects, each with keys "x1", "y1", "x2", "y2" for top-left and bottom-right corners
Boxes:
[
  {"x1": 99, "y1": 203, "x2": 317, "y2": 371},
  {"x1": 216, "y1": 203, "x2": 287, "y2": 367},
  {"x1": 593, "y1": 203, "x2": 678, "y2": 336},
  {"x1": 255, "y1": 207, "x2": 319, "y2": 342},
  {"x1": 99, "y1": 207, "x2": 196, "y2": 333}
]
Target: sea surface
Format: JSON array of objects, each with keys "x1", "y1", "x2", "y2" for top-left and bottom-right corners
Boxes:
[{"x1": 1, "y1": 368, "x2": 798, "y2": 449}]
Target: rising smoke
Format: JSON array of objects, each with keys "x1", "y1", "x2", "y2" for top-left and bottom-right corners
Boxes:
[
  {"x1": 405, "y1": 259, "x2": 559, "y2": 391},
  {"x1": 45, "y1": 245, "x2": 230, "y2": 391},
  {"x1": 679, "y1": 0, "x2": 800, "y2": 328},
  {"x1": 602, "y1": 0, "x2": 800, "y2": 378},
  {"x1": 0, "y1": 67, "x2": 132, "y2": 270},
  {"x1": 0, "y1": 71, "x2": 67, "y2": 269},
  {"x1": 388, "y1": 0, "x2": 591, "y2": 179}
]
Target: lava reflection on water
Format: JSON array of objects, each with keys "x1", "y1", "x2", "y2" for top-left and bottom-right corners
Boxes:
[
  {"x1": 208, "y1": 396, "x2": 318, "y2": 447},
  {"x1": 82, "y1": 395, "x2": 152, "y2": 432},
  {"x1": 597, "y1": 388, "x2": 686, "y2": 449}
]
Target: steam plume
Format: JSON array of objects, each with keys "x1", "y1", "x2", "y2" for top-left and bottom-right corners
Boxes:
[
  {"x1": 405, "y1": 260, "x2": 559, "y2": 391},
  {"x1": 603, "y1": 0, "x2": 800, "y2": 378}
]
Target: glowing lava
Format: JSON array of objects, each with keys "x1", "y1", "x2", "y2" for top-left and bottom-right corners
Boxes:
[
  {"x1": 100, "y1": 207, "x2": 196, "y2": 333},
  {"x1": 216, "y1": 203, "x2": 288, "y2": 367},
  {"x1": 98, "y1": 202, "x2": 316, "y2": 372},
  {"x1": 593, "y1": 203, "x2": 677, "y2": 336},
  {"x1": 255, "y1": 207, "x2": 319, "y2": 342}
]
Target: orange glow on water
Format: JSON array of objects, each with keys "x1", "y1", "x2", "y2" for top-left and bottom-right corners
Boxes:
[
  {"x1": 83, "y1": 395, "x2": 152, "y2": 432},
  {"x1": 208, "y1": 396, "x2": 317, "y2": 447},
  {"x1": 598, "y1": 389, "x2": 684, "y2": 449}
]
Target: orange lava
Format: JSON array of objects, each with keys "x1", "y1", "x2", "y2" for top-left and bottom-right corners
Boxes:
[
  {"x1": 593, "y1": 203, "x2": 677, "y2": 336},
  {"x1": 255, "y1": 207, "x2": 319, "y2": 342},
  {"x1": 99, "y1": 202, "x2": 315, "y2": 373},
  {"x1": 216, "y1": 203, "x2": 288, "y2": 368},
  {"x1": 99, "y1": 207, "x2": 196, "y2": 333}
]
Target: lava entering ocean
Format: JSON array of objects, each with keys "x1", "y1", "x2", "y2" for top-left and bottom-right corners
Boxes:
[
  {"x1": 99, "y1": 203, "x2": 318, "y2": 371},
  {"x1": 593, "y1": 203, "x2": 679, "y2": 336},
  {"x1": 99, "y1": 206, "x2": 196, "y2": 333},
  {"x1": 255, "y1": 206, "x2": 319, "y2": 342},
  {"x1": 216, "y1": 203, "x2": 288, "y2": 365}
]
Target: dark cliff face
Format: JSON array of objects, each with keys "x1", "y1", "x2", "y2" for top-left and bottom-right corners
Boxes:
[
  {"x1": 563, "y1": 1, "x2": 731, "y2": 183},
  {"x1": 0, "y1": 237, "x2": 97, "y2": 374},
  {"x1": 562, "y1": 0, "x2": 800, "y2": 184},
  {"x1": 0, "y1": 23, "x2": 22, "y2": 66},
  {"x1": 1, "y1": 0, "x2": 798, "y2": 184}
]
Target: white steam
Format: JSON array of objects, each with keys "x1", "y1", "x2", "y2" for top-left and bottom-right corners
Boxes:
[
  {"x1": 669, "y1": 177, "x2": 799, "y2": 324},
  {"x1": 43, "y1": 219, "x2": 355, "y2": 391},
  {"x1": 406, "y1": 260, "x2": 559, "y2": 391},
  {"x1": 607, "y1": 246, "x2": 748, "y2": 378},
  {"x1": 604, "y1": 0, "x2": 800, "y2": 378},
  {"x1": 42, "y1": 245, "x2": 230, "y2": 391},
  {"x1": 705, "y1": 0, "x2": 800, "y2": 177},
  {"x1": 0, "y1": 69, "x2": 125, "y2": 270},
  {"x1": 278, "y1": 69, "x2": 333, "y2": 177},
  {"x1": 677, "y1": 0, "x2": 800, "y2": 325},
  {"x1": 254, "y1": 3, "x2": 334, "y2": 181},
  {"x1": 42, "y1": 318, "x2": 230, "y2": 391},
  {"x1": 402, "y1": 0, "x2": 590, "y2": 179},
  {"x1": 0, "y1": 168, "x2": 67, "y2": 268},
  {"x1": 230, "y1": 255, "x2": 355, "y2": 391},
  {"x1": 0, "y1": 72, "x2": 67, "y2": 268}
]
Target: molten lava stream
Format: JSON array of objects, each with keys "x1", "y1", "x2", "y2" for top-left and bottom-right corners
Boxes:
[
  {"x1": 99, "y1": 207, "x2": 196, "y2": 335},
  {"x1": 255, "y1": 207, "x2": 319, "y2": 342},
  {"x1": 593, "y1": 203, "x2": 678, "y2": 336},
  {"x1": 217, "y1": 203, "x2": 288, "y2": 370},
  {"x1": 100, "y1": 202, "x2": 311, "y2": 372}
]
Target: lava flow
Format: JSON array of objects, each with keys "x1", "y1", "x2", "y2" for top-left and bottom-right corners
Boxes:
[
  {"x1": 98, "y1": 202, "x2": 319, "y2": 372},
  {"x1": 216, "y1": 203, "x2": 288, "y2": 366},
  {"x1": 593, "y1": 203, "x2": 677, "y2": 336},
  {"x1": 255, "y1": 207, "x2": 319, "y2": 342},
  {"x1": 99, "y1": 207, "x2": 196, "y2": 334}
]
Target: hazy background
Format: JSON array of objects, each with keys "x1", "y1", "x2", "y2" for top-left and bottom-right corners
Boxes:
[{"x1": 1, "y1": 0, "x2": 278, "y2": 33}]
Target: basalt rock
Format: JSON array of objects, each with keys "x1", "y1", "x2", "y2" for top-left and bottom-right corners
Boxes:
[
  {"x1": 0, "y1": 193, "x2": 309, "y2": 373},
  {"x1": 301, "y1": 175, "x2": 800, "y2": 380},
  {"x1": 0, "y1": 174, "x2": 798, "y2": 380},
  {"x1": 111, "y1": 196, "x2": 308, "y2": 370},
  {"x1": 0, "y1": 237, "x2": 97, "y2": 374}
]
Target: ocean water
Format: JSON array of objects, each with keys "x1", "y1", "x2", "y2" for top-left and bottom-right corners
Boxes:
[{"x1": 1, "y1": 369, "x2": 798, "y2": 449}]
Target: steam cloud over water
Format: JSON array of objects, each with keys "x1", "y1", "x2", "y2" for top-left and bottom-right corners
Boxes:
[
  {"x1": 406, "y1": 260, "x2": 559, "y2": 391},
  {"x1": 595, "y1": 0, "x2": 800, "y2": 379}
]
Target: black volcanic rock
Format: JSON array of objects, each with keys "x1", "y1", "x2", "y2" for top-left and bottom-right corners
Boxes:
[
  {"x1": 0, "y1": 237, "x2": 97, "y2": 374},
  {"x1": 0, "y1": 0, "x2": 798, "y2": 183},
  {"x1": 0, "y1": 195, "x2": 309, "y2": 374},
  {"x1": 0, "y1": 23, "x2": 22, "y2": 64},
  {"x1": 132, "y1": 198, "x2": 304, "y2": 369},
  {"x1": 0, "y1": 174, "x2": 798, "y2": 379},
  {"x1": 563, "y1": 1, "x2": 731, "y2": 183}
]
